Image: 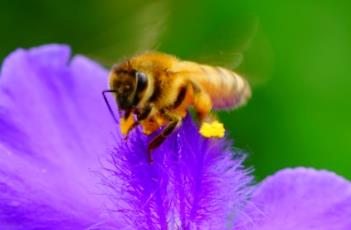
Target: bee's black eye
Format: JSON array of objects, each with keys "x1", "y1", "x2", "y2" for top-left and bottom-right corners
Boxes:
[{"x1": 135, "y1": 71, "x2": 148, "y2": 91}]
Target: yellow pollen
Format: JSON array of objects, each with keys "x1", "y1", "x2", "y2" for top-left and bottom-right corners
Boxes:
[{"x1": 199, "y1": 121, "x2": 225, "y2": 138}]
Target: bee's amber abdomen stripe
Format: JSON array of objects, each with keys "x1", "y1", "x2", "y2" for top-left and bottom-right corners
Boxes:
[{"x1": 198, "y1": 65, "x2": 251, "y2": 109}]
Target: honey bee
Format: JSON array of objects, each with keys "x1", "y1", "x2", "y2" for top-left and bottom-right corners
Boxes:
[{"x1": 103, "y1": 52, "x2": 251, "y2": 162}]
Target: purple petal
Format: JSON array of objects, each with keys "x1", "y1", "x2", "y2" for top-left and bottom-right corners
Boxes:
[
  {"x1": 234, "y1": 168, "x2": 351, "y2": 230},
  {"x1": 105, "y1": 116, "x2": 253, "y2": 229},
  {"x1": 0, "y1": 45, "x2": 117, "y2": 229}
]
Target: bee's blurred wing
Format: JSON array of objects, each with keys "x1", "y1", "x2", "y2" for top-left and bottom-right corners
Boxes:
[
  {"x1": 189, "y1": 22, "x2": 273, "y2": 87},
  {"x1": 132, "y1": 2, "x2": 167, "y2": 53},
  {"x1": 82, "y1": 1, "x2": 168, "y2": 66},
  {"x1": 194, "y1": 52, "x2": 244, "y2": 70}
]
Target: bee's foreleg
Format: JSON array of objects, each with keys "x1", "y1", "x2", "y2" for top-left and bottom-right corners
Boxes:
[
  {"x1": 147, "y1": 115, "x2": 180, "y2": 162},
  {"x1": 120, "y1": 112, "x2": 138, "y2": 138},
  {"x1": 123, "y1": 121, "x2": 139, "y2": 140},
  {"x1": 136, "y1": 105, "x2": 152, "y2": 121}
]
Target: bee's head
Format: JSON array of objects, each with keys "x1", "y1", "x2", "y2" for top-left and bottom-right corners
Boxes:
[{"x1": 109, "y1": 62, "x2": 148, "y2": 110}]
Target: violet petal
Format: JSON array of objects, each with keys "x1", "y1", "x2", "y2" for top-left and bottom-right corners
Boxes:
[
  {"x1": 234, "y1": 168, "x2": 351, "y2": 230},
  {"x1": 0, "y1": 45, "x2": 117, "y2": 229}
]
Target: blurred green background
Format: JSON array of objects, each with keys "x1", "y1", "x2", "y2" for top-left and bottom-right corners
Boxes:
[{"x1": 1, "y1": 0, "x2": 350, "y2": 180}]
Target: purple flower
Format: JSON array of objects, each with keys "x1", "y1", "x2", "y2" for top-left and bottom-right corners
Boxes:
[{"x1": 0, "y1": 45, "x2": 350, "y2": 230}]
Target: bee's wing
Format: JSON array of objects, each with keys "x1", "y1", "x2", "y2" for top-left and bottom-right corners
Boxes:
[
  {"x1": 82, "y1": 1, "x2": 168, "y2": 66},
  {"x1": 187, "y1": 51, "x2": 262, "y2": 87},
  {"x1": 193, "y1": 52, "x2": 244, "y2": 70},
  {"x1": 168, "y1": 15, "x2": 271, "y2": 87},
  {"x1": 188, "y1": 36, "x2": 272, "y2": 87}
]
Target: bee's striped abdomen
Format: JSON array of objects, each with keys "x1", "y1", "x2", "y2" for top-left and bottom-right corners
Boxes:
[{"x1": 196, "y1": 65, "x2": 251, "y2": 110}]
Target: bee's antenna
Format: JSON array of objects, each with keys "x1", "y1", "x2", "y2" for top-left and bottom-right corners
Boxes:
[{"x1": 102, "y1": 89, "x2": 119, "y2": 124}]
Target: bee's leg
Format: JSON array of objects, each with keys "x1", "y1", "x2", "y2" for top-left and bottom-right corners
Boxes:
[
  {"x1": 192, "y1": 89, "x2": 212, "y2": 124},
  {"x1": 192, "y1": 89, "x2": 225, "y2": 138},
  {"x1": 122, "y1": 105, "x2": 155, "y2": 139},
  {"x1": 136, "y1": 105, "x2": 152, "y2": 121},
  {"x1": 147, "y1": 116, "x2": 180, "y2": 162},
  {"x1": 120, "y1": 111, "x2": 138, "y2": 138},
  {"x1": 123, "y1": 121, "x2": 139, "y2": 140},
  {"x1": 138, "y1": 105, "x2": 160, "y2": 135}
]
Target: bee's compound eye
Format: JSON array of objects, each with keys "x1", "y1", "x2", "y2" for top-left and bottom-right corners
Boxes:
[{"x1": 135, "y1": 71, "x2": 148, "y2": 90}]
